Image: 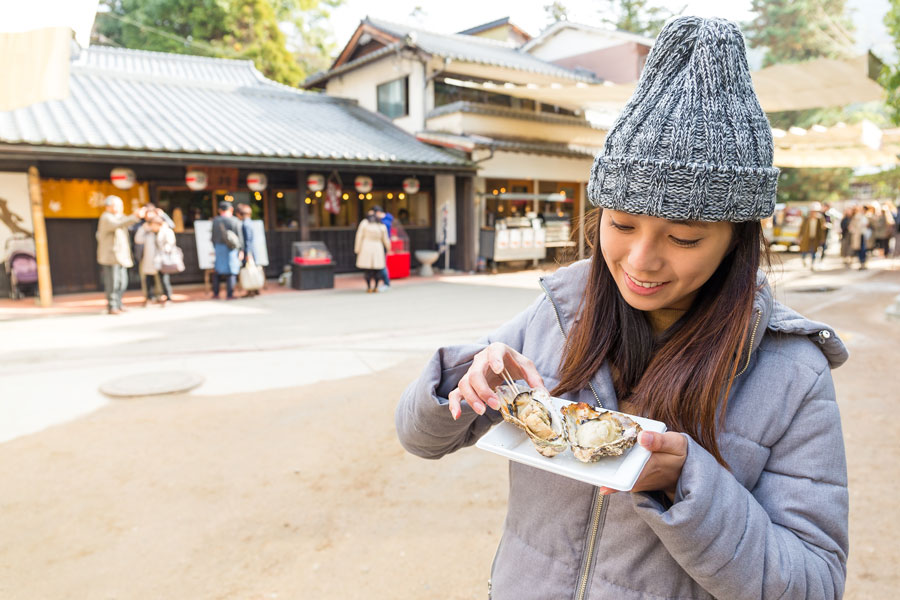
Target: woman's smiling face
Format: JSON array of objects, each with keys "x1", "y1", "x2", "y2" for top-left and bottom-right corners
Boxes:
[{"x1": 599, "y1": 209, "x2": 734, "y2": 311}]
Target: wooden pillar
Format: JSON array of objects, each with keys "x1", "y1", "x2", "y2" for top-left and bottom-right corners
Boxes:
[
  {"x1": 296, "y1": 170, "x2": 309, "y2": 241},
  {"x1": 455, "y1": 174, "x2": 476, "y2": 272},
  {"x1": 578, "y1": 181, "x2": 587, "y2": 260},
  {"x1": 27, "y1": 166, "x2": 52, "y2": 307}
]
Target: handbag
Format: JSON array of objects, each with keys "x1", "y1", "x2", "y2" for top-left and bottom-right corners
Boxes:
[
  {"x1": 155, "y1": 237, "x2": 185, "y2": 274},
  {"x1": 219, "y1": 220, "x2": 242, "y2": 250},
  {"x1": 239, "y1": 254, "x2": 265, "y2": 291}
]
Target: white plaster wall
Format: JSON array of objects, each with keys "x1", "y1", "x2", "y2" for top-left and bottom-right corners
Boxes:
[
  {"x1": 426, "y1": 112, "x2": 607, "y2": 147},
  {"x1": 325, "y1": 56, "x2": 426, "y2": 134},
  {"x1": 478, "y1": 151, "x2": 593, "y2": 182},
  {"x1": 529, "y1": 30, "x2": 623, "y2": 61},
  {"x1": 0, "y1": 172, "x2": 34, "y2": 262}
]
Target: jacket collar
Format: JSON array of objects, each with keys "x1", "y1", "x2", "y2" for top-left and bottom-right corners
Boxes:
[{"x1": 539, "y1": 259, "x2": 847, "y2": 372}]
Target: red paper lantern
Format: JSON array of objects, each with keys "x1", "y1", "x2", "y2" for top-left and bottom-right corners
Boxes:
[
  {"x1": 110, "y1": 168, "x2": 135, "y2": 190},
  {"x1": 247, "y1": 172, "x2": 267, "y2": 191},
  {"x1": 354, "y1": 175, "x2": 373, "y2": 194},
  {"x1": 307, "y1": 173, "x2": 325, "y2": 192},
  {"x1": 402, "y1": 177, "x2": 420, "y2": 194},
  {"x1": 185, "y1": 170, "x2": 207, "y2": 191}
]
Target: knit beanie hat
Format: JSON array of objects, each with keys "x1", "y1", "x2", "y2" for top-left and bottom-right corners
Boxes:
[{"x1": 588, "y1": 16, "x2": 779, "y2": 222}]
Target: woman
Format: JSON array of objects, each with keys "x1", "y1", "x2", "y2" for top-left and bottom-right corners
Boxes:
[
  {"x1": 134, "y1": 216, "x2": 175, "y2": 306},
  {"x1": 849, "y1": 206, "x2": 871, "y2": 270},
  {"x1": 798, "y1": 202, "x2": 826, "y2": 270},
  {"x1": 354, "y1": 210, "x2": 390, "y2": 293},
  {"x1": 840, "y1": 206, "x2": 855, "y2": 265},
  {"x1": 396, "y1": 17, "x2": 848, "y2": 600}
]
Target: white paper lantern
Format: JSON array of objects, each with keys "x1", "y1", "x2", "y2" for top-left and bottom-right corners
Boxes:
[
  {"x1": 246, "y1": 172, "x2": 267, "y2": 192},
  {"x1": 110, "y1": 167, "x2": 135, "y2": 190},
  {"x1": 307, "y1": 173, "x2": 325, "y2": 192},
  {"x1": 354, "y1": 175, "x2": 373, "y2": 194},
  {"x1": 402, "y1": 177, "x2": 420, "y2": 195},
  {"x1": 185, "y1": 169, "x2": 208, "y2": 191}
]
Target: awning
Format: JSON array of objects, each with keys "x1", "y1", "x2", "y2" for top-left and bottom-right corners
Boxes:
[{"x1": 442, "y1": 53, "x2": 885, "y2": 114}]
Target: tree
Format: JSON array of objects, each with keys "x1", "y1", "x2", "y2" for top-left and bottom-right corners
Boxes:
[
  {"x1": 776, "y1": 167, "x2": 854, "y2": 206},
  {"x1": 881, "y1": 0, "x2": 900, "y2": 125},
  {"x1": 598, "y1": 0, "x2": 682, "y2": 38},
  {"x1": 544, "y1": 1, "x2": 569, "y2": 25},
  {"x1": 94, "y1": 0, "x2": 341, "y2": 86},
  {"x1": 744, "y1": 0, "x2": 855, "y2": 68}
]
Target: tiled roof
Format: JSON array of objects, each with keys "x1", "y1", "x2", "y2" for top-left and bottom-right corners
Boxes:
[
  {"x1": 305, "y1": 17, "x2": 600, "y2": 87},
  {"x1": 427, "y1": 101, "x2": 605, "y2": 130},
  {"x1": 416, "y1": 131, "x2": 599, "y2": 159},
  {"x1": 0, "y1": 46, "x2": 470, "y2": 168}
]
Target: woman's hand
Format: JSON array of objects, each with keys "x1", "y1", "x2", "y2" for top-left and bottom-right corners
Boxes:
[
  {"x1": 599, "y1": 431, "x2": 687, "y2": 500},
  {"x1": 447, "y1": 342, "x2": 545, "y2": 420}
]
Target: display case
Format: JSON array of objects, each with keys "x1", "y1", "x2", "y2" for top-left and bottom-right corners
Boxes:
[
  {"x1": 480, "y1": 217, "x2": 546, "y2": 263},
  {"x1": 291, "y1": 241, "x2": 334, "y2": 290},
  {"x1": 386, "y1": 224, "x2": 410, "y2": 279}
]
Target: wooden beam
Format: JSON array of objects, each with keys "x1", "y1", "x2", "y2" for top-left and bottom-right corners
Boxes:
[
  {"x1": 455, "y1": 175, "x2": 476, "y2": 272},
  {"x1": 296, "y1": 170, "x2": 309, "y2": 241},
  {"x1": 27, "y1": 166, "x2": 52, "y2": 307}
]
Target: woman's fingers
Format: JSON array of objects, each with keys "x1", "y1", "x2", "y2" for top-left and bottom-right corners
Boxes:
[
  {"x1": 485, "y1": 344, "x2": 546, "y2": 391},
  {"x1": 638, "y1": 431, "x2": 687, "y2": 456},
  {"x1": 448, "y1": 388, "x2": 462, "y2": 420},
  {"x1": 457, "y1": 376, "x2": 487, "y2": 415}
]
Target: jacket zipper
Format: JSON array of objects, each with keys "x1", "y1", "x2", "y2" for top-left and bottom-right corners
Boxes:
[
  {"x1": 539, "y1": 278, "x2": 607, "y2": 600},
  {"x1": 736, "y1": 309, "x2": 763, "y2": 377}
]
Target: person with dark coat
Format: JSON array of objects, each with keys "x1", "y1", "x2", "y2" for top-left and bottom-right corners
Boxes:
[{"x1": 210, "y1": 201, "x2": 243, "y2": 299}]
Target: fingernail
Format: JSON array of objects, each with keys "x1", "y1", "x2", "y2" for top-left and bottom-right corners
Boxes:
[
  {"x1": 473, "y1": 402, "x2": 485, "y2": 415},
  {"x1": 640, "y1": 431, "x2": 653, "y2": 446},
  {"x1": 487, "y1": 395, "x2": 500, "y2": 410},
  {"x1": 492, "y1": 361, "x2": 503, "y2": 373},
  {"x1": 451, "y1": 408, "x2": 459, "y2": 420}
]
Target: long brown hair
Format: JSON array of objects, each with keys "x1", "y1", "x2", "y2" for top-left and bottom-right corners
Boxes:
[{"x1": 551, "y1": 209, "x2": 768, "y2": 466}]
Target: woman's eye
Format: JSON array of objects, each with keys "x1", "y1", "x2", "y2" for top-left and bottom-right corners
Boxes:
[
  {"x1": 610, "y1": 220, "x2": 633, "y2": 231},
  {"x1": 670, "y1": 236, "x2": 701, "y2": 247}
]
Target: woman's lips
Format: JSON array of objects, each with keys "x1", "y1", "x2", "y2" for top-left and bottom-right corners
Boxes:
[{"x1": 623, "y1": 271, "x2": 670, "y2": 296}]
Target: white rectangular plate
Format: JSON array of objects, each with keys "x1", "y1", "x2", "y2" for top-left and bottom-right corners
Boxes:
[{"x1": 476, "y1": 397, "x2": 667, "y2": 491}]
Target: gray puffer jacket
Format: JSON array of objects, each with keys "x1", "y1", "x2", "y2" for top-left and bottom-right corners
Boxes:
[{"x1": 395, "y1": 260, "x2": 849, "y2": 600}]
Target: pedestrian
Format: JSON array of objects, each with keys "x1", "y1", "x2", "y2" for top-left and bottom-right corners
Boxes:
[
  {"x1": 893, "y1": 202, "x2": 900, "y2": 258},
  {"x1": 881, "y1": 202, "x2": 896, "y2": 257},
  {"x1": 354, "y1": 209, "x2": 390, "y2": 293},
  {"x1": 849, "y1": 206, "x2": 870, "y2": 270},
  {"x1": 374, "y1": 205, "x2": 394, "y2": 291},
  {"x1": 210, "y1": 201, "x2": 243, "y2": 299},
  {"x1": 872, "y1": 202, "x2": 891, "y2": 257},
  {"x1": 134, "y1": 215, "x2": 175, "y2": 306},
  {"x1": 96, "y1": 195, "x2": 144, "y2": 314},
  {"x1": 840, "y1": 206, "x2": 854, "y2": 265},
  {"x1": 798, "y1": 201, "x2": 826, "y2": 270},
  {"x1": 236, "y1": 203, "x2": 261, "y2": 297},
  {"x1": 820, "y1": 202, "x2": 833, "y2": 260},
  {"x1": 396, "y1": 17, "x2": 848, "y2": 600}
]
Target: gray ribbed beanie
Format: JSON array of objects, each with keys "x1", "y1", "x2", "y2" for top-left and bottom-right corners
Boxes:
[{"x1": 588, "y1": 16, "x2": 779, "y2": 222}]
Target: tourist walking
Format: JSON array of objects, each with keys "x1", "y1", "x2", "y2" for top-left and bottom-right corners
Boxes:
[
  {"x1": 798, "y1": 202, "x2": 826, "y2": 270},
  {"x1": 840, "y1": 206, "x2": 854, "y2": 265},
  {"x1": 374, "y1": 205, "x2": 394, "y2": 291},
  {"x1": 236, "y1": 203, "x2": 261, "y2": 297},
  {"x1": 397, "y1": 17, "x2": 848, "y2": 600},
  {"x1": 849, "y1": 206, "x2": 871, "y2": 270},
  {"x1": 134, "y1": 215, "x2": 175, "y2": 306},
  {"x1": 354, "y1": 210, "x2": 390, "y2": 293},
  {"x1": 872, "y1": 202, "x2": 892, "y2": 257},
  {"x1": 211, "y1": 201, "x2": 243, "y2": 299},
  {"x1": 96, "y1": 196, "x2": 144, "y2": 314}
]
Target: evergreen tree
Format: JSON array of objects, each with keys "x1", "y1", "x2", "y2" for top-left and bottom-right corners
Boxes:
[
  {"x1": 881, "y1": 0, "x2": 900, "y2": 125},
  {"x1": 94, "y1": 0, "x2": 341, "y2": 86},
  {"x1": 599, "y1": 0, "x2": 682, "y2": 38},
  {"x1": 544, "y1": 1, "x2": 569, "y2": 25}
]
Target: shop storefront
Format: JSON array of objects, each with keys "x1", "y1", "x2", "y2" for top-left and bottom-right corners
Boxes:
[{"x1": 0, "y1": 45, "x2": 474, "y2": 298}]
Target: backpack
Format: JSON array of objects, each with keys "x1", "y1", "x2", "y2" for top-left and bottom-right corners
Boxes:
[{"x1": 218, "y1": 220, "x2": 241, "y2": 250}]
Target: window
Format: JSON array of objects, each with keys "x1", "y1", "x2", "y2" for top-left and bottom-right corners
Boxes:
[
  {"x1": 377, "y1": 77, "x2": 408, "y2": 119},
  {"x1": 434, "y1": 80, "x2": 535, "y2": 112}
]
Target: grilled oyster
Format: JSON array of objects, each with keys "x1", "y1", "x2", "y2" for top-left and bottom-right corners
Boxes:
[
  {"x1": 496, "y1": 384, "x2": 567, "y2": 457},
  {"x1": 560, "y1": 402, "x2": 641, "y2": 462}
]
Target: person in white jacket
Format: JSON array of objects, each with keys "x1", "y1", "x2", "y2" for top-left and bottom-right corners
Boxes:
[{"x1": 134, "y1": 216, "x2": 176, "y2": 306}]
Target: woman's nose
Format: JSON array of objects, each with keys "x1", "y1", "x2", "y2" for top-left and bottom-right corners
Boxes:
[{"x1": 627, "y1": 236, "x2": 664, "y2": 273}]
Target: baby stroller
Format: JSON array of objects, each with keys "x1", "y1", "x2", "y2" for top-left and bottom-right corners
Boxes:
[{"x1": 4, "y1": 234, "x2": 38, "y2": 299}]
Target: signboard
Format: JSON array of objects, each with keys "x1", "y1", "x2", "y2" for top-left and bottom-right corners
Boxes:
[
  {"x1": 193, "y1": 219, "x2": 268, "y2": 270},
  {"x1": 0, "y1": 172, "x2": 33, "y2": 262},
  {"x1": 41, "y1": 178, "x2": 148, "y2": 218}
]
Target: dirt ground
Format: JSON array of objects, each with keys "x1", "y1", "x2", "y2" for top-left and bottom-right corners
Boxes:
[{"x1": 0, "y1": 269, "x2": 898, "y2": 599}]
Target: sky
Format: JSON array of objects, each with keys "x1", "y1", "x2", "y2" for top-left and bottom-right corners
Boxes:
[{"x1": 328, "y1": 0, "x2": 894, "y2": 67}]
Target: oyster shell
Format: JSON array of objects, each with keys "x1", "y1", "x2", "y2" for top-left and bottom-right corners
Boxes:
[
  {"x1": 560, "y1": 402, "x2": 642, "y2": 462},
  {"x1": 496, "y1": 384, "x2": 567, "y2": 457}
]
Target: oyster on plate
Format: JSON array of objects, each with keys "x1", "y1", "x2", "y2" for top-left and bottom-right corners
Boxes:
[
  {"x1": 560, "y1": 402, "x2": 642, "y2": 462},
  {"x1": 496, "y1": 384, "x2": 568, "y2": 457}
]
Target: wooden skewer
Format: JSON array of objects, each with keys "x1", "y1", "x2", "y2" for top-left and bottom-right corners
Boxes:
[{"x1": 501, "y1": 368, "x2": 517, "y2": 391}]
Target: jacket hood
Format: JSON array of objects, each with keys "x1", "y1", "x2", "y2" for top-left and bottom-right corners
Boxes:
[{"x1": 539, "y1": 259, "x2": 848, "y2": 370}]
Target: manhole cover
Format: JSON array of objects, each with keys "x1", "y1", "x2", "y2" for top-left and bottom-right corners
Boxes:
[
  {"x1": 792, "y1": 286, "x2": 837, "y2": 293},
  {"x1": 100, "y1": 371, "x2": 204, "y2": 398}
]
